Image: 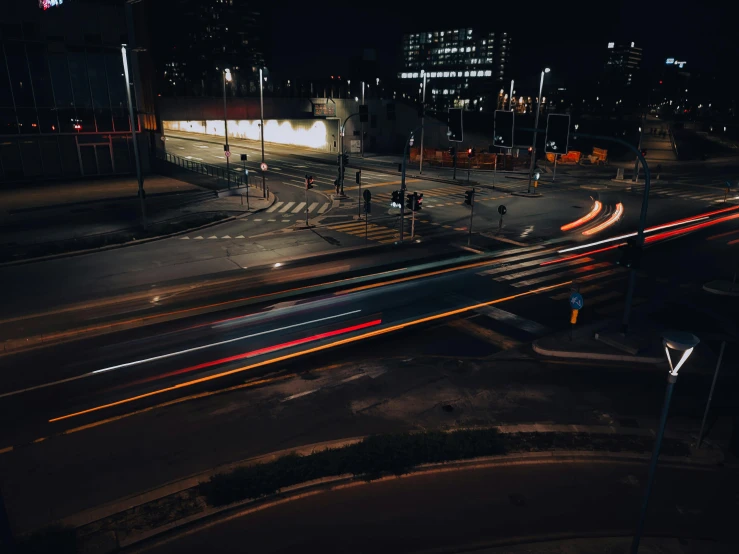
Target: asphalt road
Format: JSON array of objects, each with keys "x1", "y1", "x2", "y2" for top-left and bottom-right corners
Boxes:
[{"x1": 142, "y1": 462, "x2": 737, "y2": 554}]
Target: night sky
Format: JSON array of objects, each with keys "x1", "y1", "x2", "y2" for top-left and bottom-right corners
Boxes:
[{"x1": 269, "y1": 1, "x2": 737, "y2": 84}]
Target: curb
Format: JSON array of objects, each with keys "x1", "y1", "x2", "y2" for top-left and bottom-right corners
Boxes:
[
  {"x1": 119, "y1": 449, "x2": 722, "y2": 554},
  {"x1": 510, "y1": 191, "x2": 543, "y2": 198},
  {"x1": 532, "y1": 340, "x2": 664, "y2": 364},
  {"x1": 0, "y1": 192, "x2": 276, "y2": 268},
  {"x1": 703, "y1": 281, "x2": 739, "y2": 297}
]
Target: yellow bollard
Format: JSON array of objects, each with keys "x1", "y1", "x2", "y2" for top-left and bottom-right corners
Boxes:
[{"x1": 570, "y1": 308, "x2": 579, "y2": 324}]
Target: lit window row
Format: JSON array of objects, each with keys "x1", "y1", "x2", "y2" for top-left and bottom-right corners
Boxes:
[{"x1": 400, "y1": 70, "x2": 493, "y2": 79}]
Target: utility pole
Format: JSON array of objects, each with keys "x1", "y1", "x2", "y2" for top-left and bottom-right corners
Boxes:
[
  {"x1": 509, "y1": 79, "x2": 514, "y2": 111},
  {"x1": 361, "y1": 81, "x2": 365, "y2": 158},
  {"x1": 527, "y1": 68, "x2": 550, "y2": 194},
  {"x1": 633, "y1": 120, "x2": 644, "y2": 182},
  {"x1": 121, "y1": 44, "x2": 146, "y2": 229},
  {"x1": 259, "y1": 67, "x2": 266, "y2": 198},
  {"x1": 419, "y1": 71, "x2": 427, "y2": 174},
  {"x1": 223, "y1": 69, "x2": 231, "y2": 189}
]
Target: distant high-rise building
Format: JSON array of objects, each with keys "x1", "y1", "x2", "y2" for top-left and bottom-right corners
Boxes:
[
  {"x1": 604, "y1": 41, "x2": 642, "y2": 87},
  {"x1": 398, "y1": 28, "x2": 511, "y2": 111},
  {"x1": 157, "y1": 1, "x2": 266, "y2": 97}
]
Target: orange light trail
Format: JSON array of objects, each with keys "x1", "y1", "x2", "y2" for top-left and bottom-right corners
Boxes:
[
  {"x1": 561, "y1": 201, "x2": 602, "y2": 231},
  {"x1": 582, "y1": 203, "x2": 624, "y2": 236},
  {"x1": 48, "y1": 280, "x2": 572, "y2": 424}
]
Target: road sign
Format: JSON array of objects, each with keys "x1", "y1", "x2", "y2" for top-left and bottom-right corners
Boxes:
[
  {"x1": 363, "y1": 189, "x2": 371, "y2": 202},
  {"x1": 224, "y1": 150, "x2": 231, "y2": 158},
  {"x1": 545, "y1": 113, "x2": 571, "y2": 154},
  {"x1": 260, "y1": 162, "x2": 268, "y2": 171},
  {"x1": 240, "y1": 153, "x2": 247, "y2": 161},
  {"x1": 498, "y1": 205, "x2": 507, "y2": 215},
  {"x1": 569, "y1": 292, "x2": 584, "y2": 310},
  {"x1": 726, "y1": 181, "x2": 735, "y2": 188}
]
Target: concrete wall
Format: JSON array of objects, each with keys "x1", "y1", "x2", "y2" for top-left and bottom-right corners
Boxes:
[{"x1": 158, "y1": 97, "x2": 455, "y2": 155}]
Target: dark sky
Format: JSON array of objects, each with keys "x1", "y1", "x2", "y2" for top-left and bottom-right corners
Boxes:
[{"x1": 269, "y1": 1, "x2": 737, "y2": 86}]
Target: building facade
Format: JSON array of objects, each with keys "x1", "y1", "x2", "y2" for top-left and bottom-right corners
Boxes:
[
  {"x1": 1, "y1": 0, "x2": 155, "y2": 183},
  {"x1": 156, "y1": 0, "x2": 266, "y2": 98},
  {"x1": 604, "y1": 41, "x2": 642, "y2": 88},
  {"x1": 397, "y1": 27, "x2": 511, "y2": 112}
]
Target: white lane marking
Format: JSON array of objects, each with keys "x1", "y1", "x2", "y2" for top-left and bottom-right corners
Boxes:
[
  {"x1": 283, "y1": 389, "x2": 318, "y2": 401},
  {"x1": 254, "y1": 219, "x2": 262, "y2": 221},
  {"x1": 308, "y1": 202, "x2": 319, "y2": 213},
  {"x1": 0, "y1": 310, "x2": 362, "y2": 399},
  {"x1": 279, "y1": 202, "x2": 295, "y2": 213},
  {"x1": 193, "y1": 236, "x2": 203, "y2": 240},
  {"x1": 267, "y1": 202, "x2": 283, "y2": 213},
  {"x1": 180, "y1": 236, "x2": 190, "y2": 240},
  {"x1": 292, "y1": 202, "x2": 306, "y2": 213},
  {"x1": 208, "y1": 235, "x2": 218, "y2": 239},
  {"x1": 272, "y1": 167, "x2": 282, "y2": 171},
  {"x1": 318, "y1": 203, "x2": 329, "y2": 213},
  {"x1": 474, "y1": 305, "x2": 551, "y2": 336},
  {"x1": 221, "y1": 235, "x2": 232, "y2": 239},
  {"x1": 236, "y1": 235, "x2": 245, "y2": 238}
]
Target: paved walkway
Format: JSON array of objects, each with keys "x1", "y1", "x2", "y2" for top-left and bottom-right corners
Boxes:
[
  {"x1": 0, "y1": 175, "x2": 200, "y2": 216},
  {"x1": 641, "y1": 116, "x2": 678, "y2": 162}
]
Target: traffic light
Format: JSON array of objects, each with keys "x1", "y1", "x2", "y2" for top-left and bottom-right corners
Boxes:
[
  {"x1": 359, "y1": 104, "x2": 369, "y2": 123},
  {"x1": 617, "y1": 238, "x2": 643, "y2": 269},
  {"x1": 414, "y1": 192, "x2": 423, "y2": 211},
  {"x1": 240, "y1": 153, "x2": 247, "y2": 161},
  {"x1": 544, "y1": 113, "x2": 571, "y2": 154},
  {"x1": 305, "y1": 175, "x2": 314, "y2": 189},
  {"x1": 467, "y1": 147, "x2": 475, "y2": 158},
  {"x1": 493, "y1": 110, "x2": 515, "y2": 148},
  {"x1": 448, "y1": 108, "x2": 463, "y2": 142},
  {"x1": 640, "y1": 149, "x2": 648, "y2": 157},
  {"x1": 355, "y1": 170, "x2": 361, "y2": 184},
  {"x1": 406, "y1": 193, "x2": 414, "y2": 211},
  {"x1": 464, "y1": 189, "x2": 474, "y2": 206},
  {"x1": 528, "y1": 146, "x2": 533, "y2": 153},
  {"x1": 391, "y1": 190, "x2": 402, "y2": 207},
  {"x1": 448, "y1": 146, "x2": 455, "y2": 157}
]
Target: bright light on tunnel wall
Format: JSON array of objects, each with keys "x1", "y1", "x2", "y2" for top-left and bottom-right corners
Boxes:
[{"x1": 163, "y1": 120, "x2": 329, "y2": 150}]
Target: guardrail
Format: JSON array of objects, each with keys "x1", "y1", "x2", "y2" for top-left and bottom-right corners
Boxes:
[
  {"x1": 154, "y1": 150, "x2": 245, "y2": 190},
  {"x1": 667, "y1": 125, "x2": 680, "y2": 159}
]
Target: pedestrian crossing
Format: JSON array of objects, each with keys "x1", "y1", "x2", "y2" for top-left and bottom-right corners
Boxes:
[
  {"x1": 325, "y1": 220, "x2": 409, "y2": 244},
  {"x1": 625, "y1": 183, "x2": 734, "y2": 203},
  {"x1": 476, "y1": 248, "x2": 634, "y2": 314},
  {"x1": 267, "y1": 201, "x2": 331, "y2": 214},
  {"x1": 371, "y1": 186, "x2": 507, "y2": 209}
]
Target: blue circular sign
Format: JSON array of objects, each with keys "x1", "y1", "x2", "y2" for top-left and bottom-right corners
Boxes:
[{"x1": 569, "y1": 292, "x2": 584, "y2": 310}]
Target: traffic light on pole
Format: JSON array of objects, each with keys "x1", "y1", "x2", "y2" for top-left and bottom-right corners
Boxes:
[
  {"x1": 305, "y1": 174, "x2": 314, "y2": 189},
  {"x1": 391, "y1": 190, "x2": 401, "y2": 207},
  {"x1": 448, "y1": 146, "x2": 455, "y2": 157},
  {"x1": 467, "y1": 147, "x2": 475, "y2": 158},
  {"x1": 617, "y1": 238, "x2": 642, "y2": 269},
  {"x1": 464, "y1": 189, "x2": 474, "y2": 206},
  {"x1": 493, "y1": 110, "x2": 515, "y2": 148},
  {"x1": 356, "y1": 170, "x2": 361, "y2": 184},
  {"x1": 405, "y1": 193, "x2": 414, "y2": 211},
  {"x1": 544, "y1": 113, "x2": 571, "y2": 154},
  {"x1": 414, "y1": 192, "x2": 423, "y2": 211}
]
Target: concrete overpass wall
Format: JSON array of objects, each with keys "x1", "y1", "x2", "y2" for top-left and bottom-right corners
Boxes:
[{"x1": 158, "y1": 97, "x2": 451, "y2": 154}]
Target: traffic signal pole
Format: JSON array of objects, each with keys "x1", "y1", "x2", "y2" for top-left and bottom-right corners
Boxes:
[
  {"x1": 525, "y1": 126, "x2": 652, "y2": 336},
  {"x1": 468, "y1": 188, "x2": 475, "y2": 246},
  {"x1": 339, "y1": 112, "x2": 361, "y2": 197}
]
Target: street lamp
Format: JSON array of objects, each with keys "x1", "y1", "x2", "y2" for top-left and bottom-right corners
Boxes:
[
  {"x1": 630, "y1": 331, "x2": 699, "y2": 554},
  {"x1": 419, "y1": 70, "x2": 428, "y2": 174},
  {"x1": 223, "y1": 68, "x2": 232, "y2": 188},
  {"x1": 259, "y1": 67, "x2": 267, "y2": 197},
  {"x1": 121, "y1": 43, "x2": 146, "y2": 229},
  {"x1": 527, "y1": 68, "x2": 550, "y2": 194}
]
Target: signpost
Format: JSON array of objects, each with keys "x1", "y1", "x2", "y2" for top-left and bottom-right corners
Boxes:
[
  {"x1": 498, "y1": 204, "x2": 507, "y2": 232},
  {"x1": 241, "y1": 153, "x2": 249, "y2": 209},
  {"x1": 569, "y1": 291, "x2": 583, "y2": 340},
  {"x1": 363, "y1": 189, "x2": 371, "y2": 242}
]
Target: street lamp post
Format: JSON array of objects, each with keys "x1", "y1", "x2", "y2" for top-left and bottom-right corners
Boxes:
[
  {"x1": 633, "y1": 123, "x2": 643, "y2": 182},
  {"x1": 361, "y1": 81, "x2": 365, "y2": 158},
  {"x1": 508, "y1": 79, "x2": 514, "y2": 111},
  {"x1": 121, "y1": 44, "x2": 146, "y2": 229},
  {"x1": 259, "y1": 68, "x2": 266, "y2": 198},
  {"x1": 527, "y1": 68, "x2": 550, "y2": 194},
  {"x1": 630, "y1": 331, "x2": 699, "y2": 554},
  {"x1": 223, "y1": 68, "x2": 231, "y2": 189},
  {"x1": 419, "y1": 71, "x2": 427, "y2": 174}
]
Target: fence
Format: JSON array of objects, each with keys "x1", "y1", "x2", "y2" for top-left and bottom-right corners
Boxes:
[
  {"x1": 409, "y1": 147, "x2": 529, "y2": 171},
  {"x1": 154, "y1": 150, "x2": 245, "y2": 191}
]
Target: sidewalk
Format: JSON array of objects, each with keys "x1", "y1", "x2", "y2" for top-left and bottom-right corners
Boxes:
[
  {"x1": 0, "y1": 175, "x2": 200, "y2": 216},
  {"x1": 0, "y1": 178, "x2": 272, "y2": 264}
]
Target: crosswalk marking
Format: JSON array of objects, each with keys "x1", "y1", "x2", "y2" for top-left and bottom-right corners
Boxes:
[
  {"x1": 279, "y1": 202, "x2": 295, "y2": 213},
  {"x1": 308, "y1": 202, "x2": 319, "y2": 213},
  {"x1": 496, "y1": 257, "x2": 593, "y2": 281},
  {"x1": 449, "y1": 319, "x2": 523, "y2": 350},
  {"x1": 292, "y1": 202, "x2": 306, "y2": 213},
  {"x1": 318, "y1": 203, "x2": 330, "y2": 213},
  {"x1": 510, "y1": 262, "x2": 611, "y2": 287},
  {"x1": 474, "y1": 305, "x2": 550, "y2": 336},
  {"x1": 267, "y1": 202, "x2": 283, "y2": 213},
  {"x1": 585, "y1": 290, "x2": 622, "y2": 306}
]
